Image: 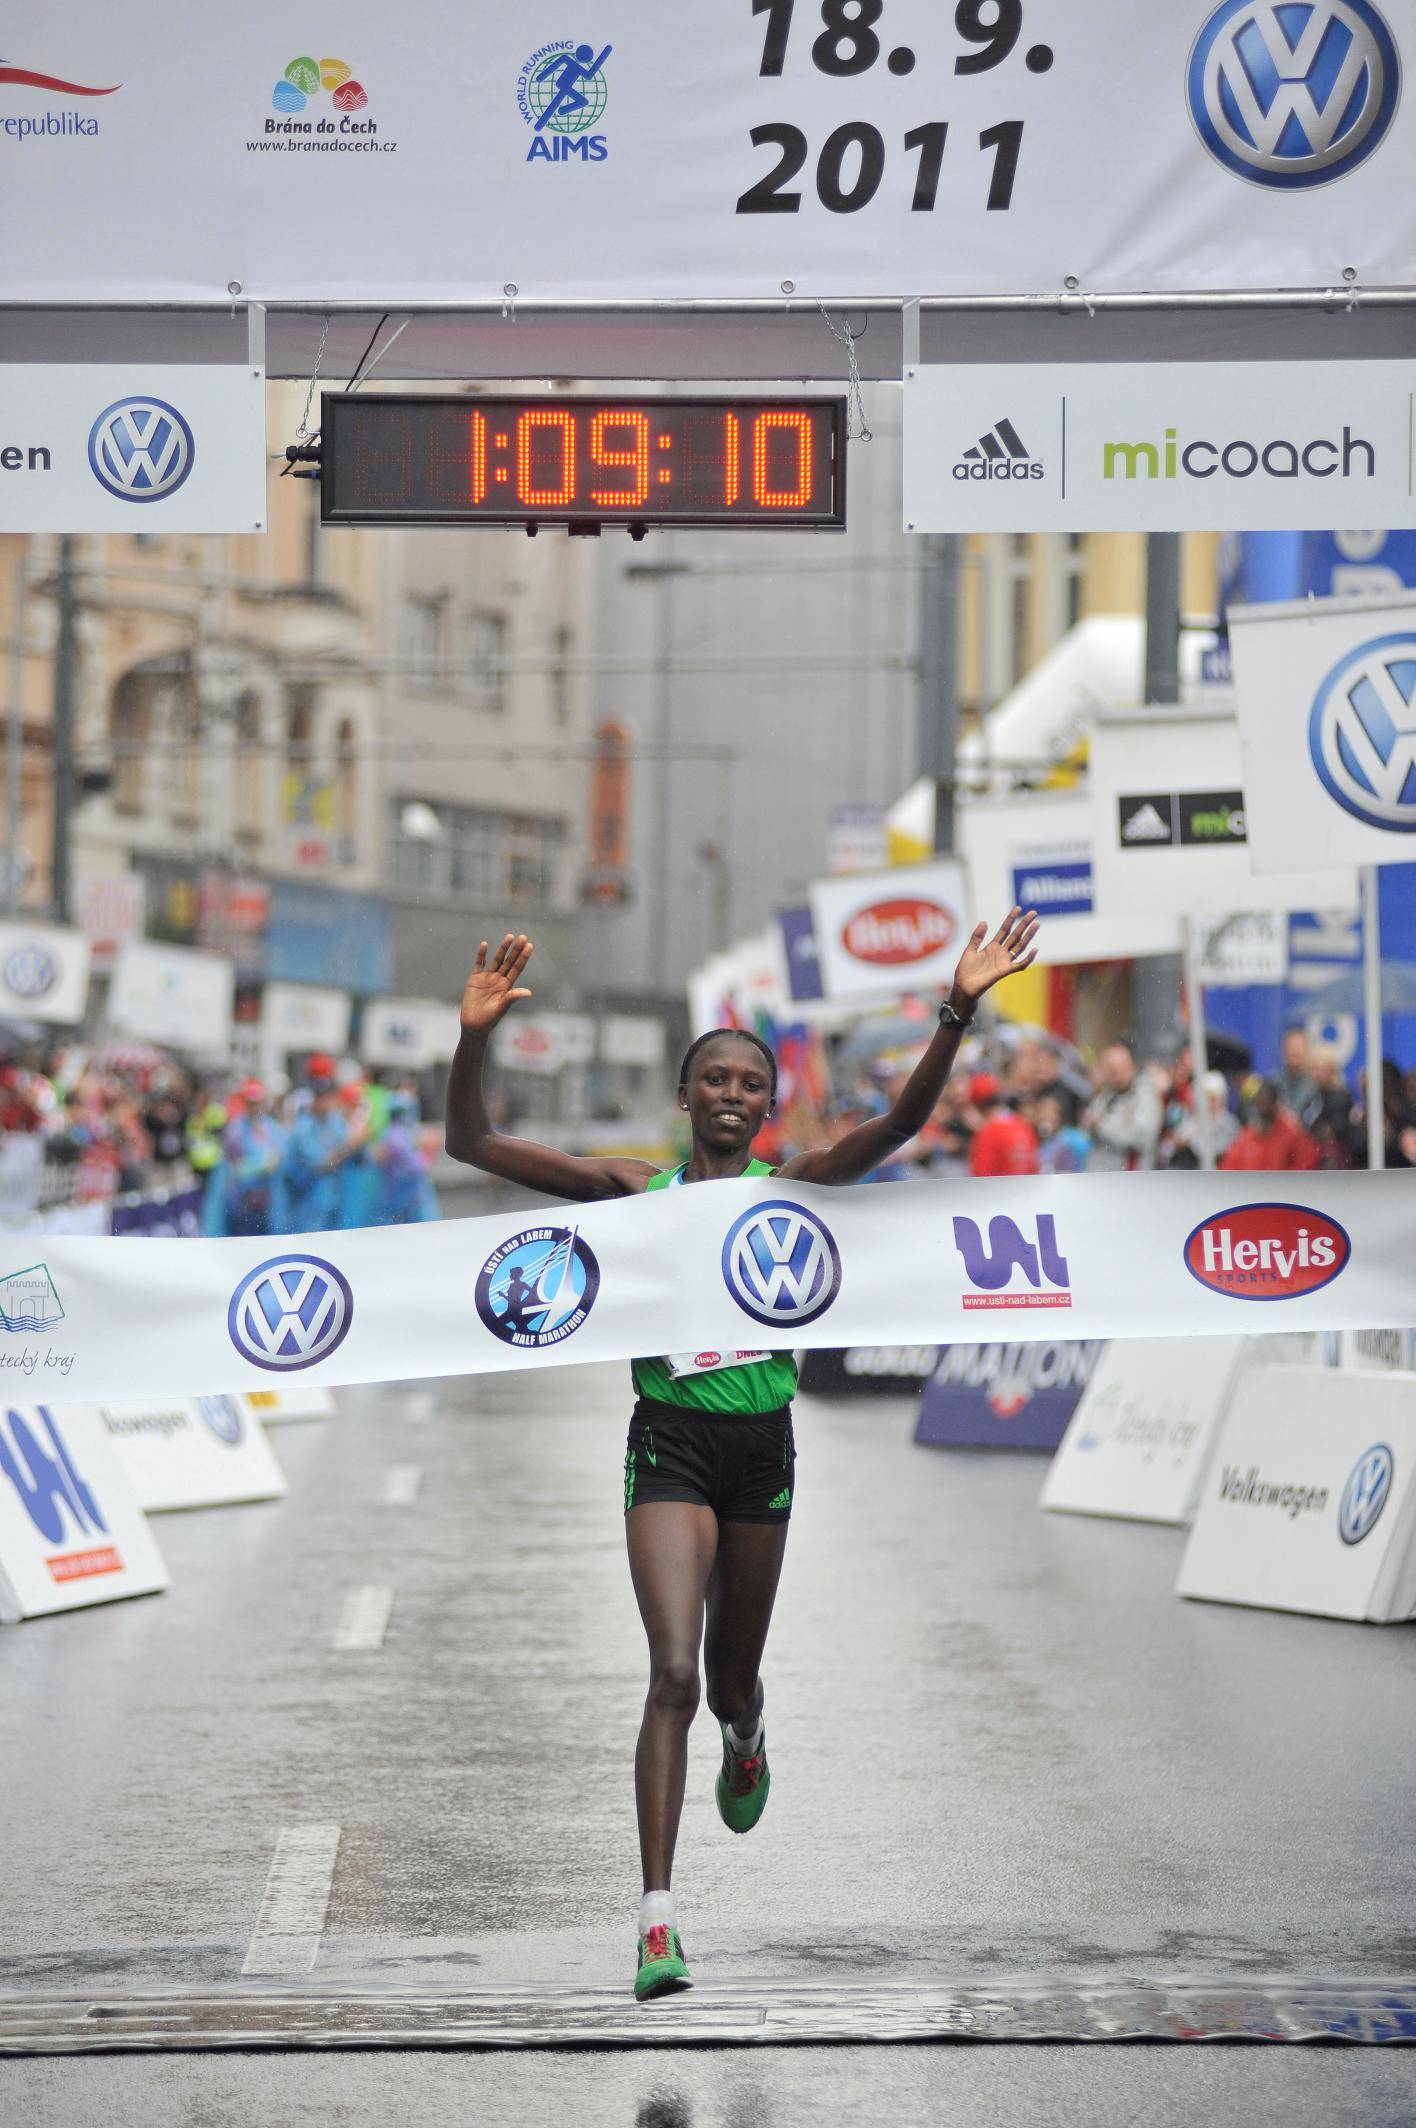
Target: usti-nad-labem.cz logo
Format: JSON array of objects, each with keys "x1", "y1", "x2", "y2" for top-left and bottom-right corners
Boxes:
[
  {"x1": 0, "y1": 58, "x2": 119, "y2": 140},
  {"x1": 261, "y1": 55, "x2": 392, "y2": 153},
  {"x1": 517, "y1": 41, "x2": 611, "y2": 162}
]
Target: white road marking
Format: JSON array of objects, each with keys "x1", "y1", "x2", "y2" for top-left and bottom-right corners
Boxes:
[
  {"x1": 333, "y1": 1584, "x2": 394, "y2": 1650},
  {"x1": 381, "y1": 1464, "x2": 422, "y2": 1506},
  {"x1": 240, "y1": 1824, "x2": 340, "y2": 1978}
]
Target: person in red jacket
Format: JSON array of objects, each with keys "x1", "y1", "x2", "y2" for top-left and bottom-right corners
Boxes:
[
  {"x1": 1219, "y1": 1079, "x2": 1320, "y2": 1171},
  {"x1": 967, "y1": 1071, "x2": 1041, "y2": 1176}
]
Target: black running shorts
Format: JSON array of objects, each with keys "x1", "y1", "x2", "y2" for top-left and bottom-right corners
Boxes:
[{"x1": 623, "y1": 1397, "x2": 796, "y2": 1523}]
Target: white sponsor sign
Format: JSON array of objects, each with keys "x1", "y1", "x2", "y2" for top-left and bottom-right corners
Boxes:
[
  {"x1": 600, "y1": 1015, "x2": 666, "y2": 1069},
  {"x1": 810, "y1": 860, "x2": 969, "y2": 1001},
  {"x1": 3, "y1": 6, "x2": 1415, "y2": 303},
  {"x1": 93, "y1": 1393, "x2": 286, "y2": 1512},
  {"x1": 263, "y1": 982, "x2": 352, "y2": 1058},
  {"x1": 0, "y1": 921, "x2": 90, "y2": 1025},
  {"x1": 827, "y1": 805, "x2": 889, "y2": 876},
  {"x1": 1228, "y1": 593, "x2": 1416, "y2": 871},
  {"x1": 0, "y1": 367, "x2": 266, "y2": 533},
  {"x1": 360, "y1": 997, "x2": 460, "y2": 1070},
  {"x1": 1177, "y1": 1366, "x2": 1416, "y2": 1622},
  {"x1": 492, "y1": 1012, "x2": 596, "y2": 1076},
  {"x1": 0, "y1": 1401, "x2": 168, "y2": 1622},
  {"x1": 1041, "y1": 1335, "x2": 1248, "y2": 1525},
  {"x1": 904, "y1": 361, "x2": 1416, "y2": 532},
  {"x1": 74, "y1": 872, "x2": 145, "y2": 972},
  {"x1": 1338, "y1": 1326, "x2": 1416, "y2": 1372},
  {"x1": 1190, "y1": 912, "x2": 1289, "y2": 984},
  {"x1": 958, "y1": 792, "x2": 1179, "y2": 966},
  {"x1": 7, "y1": 1170, "x2": 1416, "y2": 1402},
  {"x1": 108, "y1": 940, "x2": 233, "y2": 1055},
  {"x1": 238, "y1": 1384, "x2": 337, "y2": 1425},
  {"x1": 1090, "y1": 714, "x2": 1357, "y2": 918}
]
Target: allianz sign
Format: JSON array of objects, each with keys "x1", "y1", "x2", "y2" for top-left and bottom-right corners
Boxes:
[{"x1": 1102, "y1": 426, "x2": 1375, "y2": 484}]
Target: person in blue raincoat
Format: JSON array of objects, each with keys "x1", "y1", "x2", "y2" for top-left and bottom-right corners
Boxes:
[
  {"x1": 201, "y1": 1081, "x2": 288, "y2": 1237},
  {"x1": 279, "y1": 1077, "x2": 364, "y2": 1233},
  {"x1": 370, "y1": 1091, "x2": 439, "y2": 1224}
]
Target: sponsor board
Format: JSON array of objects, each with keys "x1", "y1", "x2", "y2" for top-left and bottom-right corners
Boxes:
[
  {"x1": 0, "y1": 1402, "x2": 168, "y2": 1621},
  {"x1": 1337, "y1": 1326, "x2": 1416, "y2": 1372},
  {"x1": 108, "y1": 940, "x2": 234, "y2": 1055},
  {"x1": 798, "y1": 1345, "x2": 940, "y2": 1395},
  {"x1": 1183, "y1": 1203, "x2": 1350, "y2": 1302},
  {"x1": 0, "y1": 921, "x2": 90, "y2": 1025},
  {"x1": 93, "y1": 1394, "x2": 287, "y2": 1512},
  {"x1": 360, "y1": 996, "x2": 461, "y2": 1070},
  {"x1": 810, "y1": 861, "x2": 968, "y2": 1000},
  {"x1": 1040, "y1": 1335, "x2": 1248, "y2": 1525},
  {"x1": 915, "y1": 1340, "x2": 1105, "y2": 1452},
  {"x1": 238, "y1": 1385, "x2": 337, "y2": 1425},
  {"x1": 957, "y1": 792, "x2": 1180, "y2": 967},
  {"x1": 1177, "y1": 1366, "x2": 1416, "y2": 1621}
]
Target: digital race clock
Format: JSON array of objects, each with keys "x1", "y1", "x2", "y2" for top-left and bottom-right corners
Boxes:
[{"x1": 320, "y1": 393, "x2": 847, "y2": 532}]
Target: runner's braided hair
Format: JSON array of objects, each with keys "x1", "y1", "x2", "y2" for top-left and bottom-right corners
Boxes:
[{"x1": 678, "y1": 1027, "x2": 779, "y2": 1103}]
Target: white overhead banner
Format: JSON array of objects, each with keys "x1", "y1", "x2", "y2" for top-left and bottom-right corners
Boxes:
[
  {"x1": 4, "y1": 1169, "x2": 1416, "y2": 1403},
  {"x1": 903, "y1": 362, "x2": 1416, "y2": 533},
  {"x1": 0, "y1": 922, "x2": 90, "y2": 1025},
  {"x1": 0, "y1": 1402, "x2": 169, "y2": 1622},
  {"x1": 0, "y1": 368, "x2": 267, "y2": 534},
  {"x1": 1177, "y1": 1366, "x2": 1416, "y2": 1622},
  {"x1": 4, "y1": 2, "x2": 1414, "y2": 301},
  {"x1": 957, "y1": 792, "x2": 1179, "y2": 967},
  {"x1": 95, "y1": 1392, "x2": 287, "y2": 1512},
  {"x1": 810, "y1": 860, "x2": 970, "y2": 1001},
  {"x1": 108, "y1": 940, "x2": 234, "y2": 1056},
  {"x1": 1089, "y1": 713, "x2": 1357, "y2": 919},
  {"x1": 1040, "y1": 1334, "x2": 1248, "y2": 1525},
  {"x1": 360, "y1": 996, "x2": 460, "y2": 1070},
  {"x1": 1228, "y1": 593, "x2": 1416, "y2": 871}
]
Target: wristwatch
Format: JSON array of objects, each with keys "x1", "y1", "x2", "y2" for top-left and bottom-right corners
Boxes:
[{"x1": 938, "y1": 998, "x2": 974, "y2": 1032}]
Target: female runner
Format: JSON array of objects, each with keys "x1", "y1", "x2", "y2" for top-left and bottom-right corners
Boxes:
[{"x1": 446, "y1": 907, "x2": 1039, "y2": 2000}]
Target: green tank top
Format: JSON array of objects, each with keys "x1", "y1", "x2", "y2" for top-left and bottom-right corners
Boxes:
[{"x1": 631, "y1": 1160, "x2": 799, "y2": 1414}]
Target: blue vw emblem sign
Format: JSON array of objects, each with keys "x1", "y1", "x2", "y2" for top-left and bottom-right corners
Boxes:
[
  {"x1": 2, "y1": 943, "x2": 58, "y2": 999},
  {"x1": 1308, "y1": 632, "x2": 1416, "y2": 833},
  {"x1": 1337, "y1": 1441, "x2": 1393, "y2": 1544},
  {"x1": 88, "y1": 395, "x2": 196, "y2": 502},
  {"x1": 722, "y1": 1200, "x2": 842, "y2": 1329},
  {"x1": 228, "y1": 1254, "x2": 353, "y2": 1372},
  {"x1": 1187, "y1": 0, "x2": 1400, "y2": 188}
]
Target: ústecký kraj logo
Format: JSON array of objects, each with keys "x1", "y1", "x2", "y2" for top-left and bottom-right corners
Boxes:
[
  {"x1": 1337, "y1": 1441, "x2": 1393, "y2": 1543},
  {"x1": 195, "y1": 1394, "x2": 244, "y2": 1446},
  {"x1": 1307, "y1": 632, "x2": 1416, "y2": 833},
  {"x1": 0, "y1": 1262, "x2": 64, "y2": 1334},
  {"x1": 0, "y1": 58, "x2": 119, "y2": 142},
  {"x1": 1183, "y1": 1203, "x2": 1350, "y2": 1299},
  {"x1": 952, "y1": 1214, "x2": 1072, "y2": 1310},
  {"x1": 722, "y1": 1201, "x2": 841, "y2": 1329},
  {"x1": 260, "y1": 54, "x2": 390, "y2": 154},
  {"x1": 228, "y1": 1255, "x2": 353, "y2": 1371},
  {"x1": 476, "y1": 1225, "x2": 601, "y2": 1348},
  {"x1": 517, "y1": 40, "x2": 611, "y2": 162},
  {"x1": 953, "y1": 417, "x2": 1043, "y2": 483},
  {"x1": 88, "y1": 398, "x2": 194, "y2": 504},
  {"x1": 2, "y1": 942, "x2": 58, "y2": 999},
  {"x1": 1186, "y1": 0, "x2": 1400, "y2": 189}
]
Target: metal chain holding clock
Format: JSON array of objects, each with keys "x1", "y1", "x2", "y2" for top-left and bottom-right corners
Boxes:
[
  {"x1": 817, "y1": 301, "x2": 872, "y2": 442},
  {"x1": 295, "y1": 315, "x2": 331, "y2": 444}
]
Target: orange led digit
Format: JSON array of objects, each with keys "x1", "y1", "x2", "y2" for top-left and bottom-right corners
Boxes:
[
  {"x1": 469, "y1": 409, "x2": 487, "y2": 505},
  {"x1": 589, "y1": 408, "x2": 650, "y2": 507},
  {"x1": 517, "y1": 408, "x2": 576, "y2": 508},
  {"x1": 723, "y1": 412, "x2": 741, "y2": 506},
  {"x1": 752, "y1": 410, "x2": 812, "y2": 508}
]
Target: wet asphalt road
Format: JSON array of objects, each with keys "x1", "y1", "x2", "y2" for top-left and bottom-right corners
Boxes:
[{"x1": 3, "y1": 1341, "x2": 1415, "y2": 2125}]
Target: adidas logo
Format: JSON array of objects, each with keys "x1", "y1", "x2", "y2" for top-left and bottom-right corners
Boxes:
[
  {"x1": 768, "y1": 1487, "x2": 792, "y2": 1512},
  {"x1": 1120, "y1": 798, "x2": 1174, "y2": 845},
  {"x1": 953, "y1": 416, "x2": 1043, "y2": 483}
]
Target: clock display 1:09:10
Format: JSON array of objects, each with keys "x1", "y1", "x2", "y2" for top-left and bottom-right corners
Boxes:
[{"x1": 471, "y1": 405, "x2": 824, "y2": 511}]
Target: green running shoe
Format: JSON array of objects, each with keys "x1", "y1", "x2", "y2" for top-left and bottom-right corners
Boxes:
[
  {"x1": 634, "y1": 1922, "x2": 692, "y2": 2001},
  {"x1": 715, "y1": 1719, "x2": 771, "y2": 1834}
]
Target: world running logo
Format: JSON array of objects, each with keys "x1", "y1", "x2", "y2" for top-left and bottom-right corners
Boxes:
[
  {"x1": 87, "y1": 396, "x2": 196, "y2": 503},
  {"x1": 1308, "y1": 633, "x2": 1416, "y2": 833},
  {"x1": 721, "y1": 1201, "x2": 842, "y2": 1329},
  {"x1": 1337, "y1": 1441, "x2": 1393, "y2": 1545},
  {"x1": 1186, "y1": 0, "x2": 1400, "y2": 189},
  {"x1": 227, "y1": 1255, "x2": 354, "y2": 1372}
]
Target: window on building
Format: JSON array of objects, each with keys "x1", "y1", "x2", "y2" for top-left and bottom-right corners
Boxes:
[
  {"x1": 390, "y1": 799, "x2": 565, "y2": 906},
  {"x1": 110, "y1": 669, "x2": 152, "y2": 816},
  {"x1": 463, "y1": 610, "x2": 507, "y2": 711},
  {"x1": 403, "y1": 591, "x2": 449, "y2": 689},
  {"x1": 233, "y1": 691, "x2": 263, "y2": 845}
]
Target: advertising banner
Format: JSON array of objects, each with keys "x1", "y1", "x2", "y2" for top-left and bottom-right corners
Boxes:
[
  {"x1": 94, "y1": 1393, "x2": 286, "y2": 1512},
  {"x1": 107, "y1": 940, "x2": 234, "y2": 1055},
  {"x1": 110, "y1": 1185, "x2": 204, "y2": 1239},
  {"x1": 359, "y1": 996, "x2": 461, "y2": 1070},
  {"x1": 74, "y1": 873, "x2": 145, "y2": 972},
  {"x1": 1040, "y1": 1334, "x2": 1248, "y2": 1524},
  {"x1": 1089, "y1": 714, "x2": 1357, "y2": 919},
  {"x1": 810, "y1": 860, "x2": 970, "y2": 1001},
  {"x1": 799, "y1": 1344, "x2": 939, "y2": 1396},
  {"x1": 239, "y1": 1385, "x2": 337, "y2": 1425},
  {"x1": 0, "y1": 1401, "x2": 169, "y2": 1622},
  {"x1": 1228, "y1": 593, "x2": 1416, "y2": 872},
  {"x1": 0, "y1": 367, "x2": 266, "y2": 534},
  {"x1": 904, "y1": 362, "x2": 1416, "y2": 533},
  {"x1": 492, "y1": 1012, "x2": 596, "y2": 1076},
  {"x1": 599, "y1": 1016, "x2": 666, "y2": 1069},
  {"x1": 958, "y1": 791, "x2": 1179, "y2": 967},
  {"x1": 3, "y1": 1170, "x2": 1416, "y2": 1404},
  {"x1": 0, "y1": 922, "x2": 90, "y2": 1026},
  {"x1": 1338, "y1": 1326, "x2": 1416, "y2": 1372},
  {"x1": 4, "y1": 3, "x2": 1415, "y2": 302},
  {"x1": 915, "y1": 1339, "x2": 1105, "y2": 1451},
  {"x1": 1177, "y1": 1365, "x2": 1416, "y2": 1621}
]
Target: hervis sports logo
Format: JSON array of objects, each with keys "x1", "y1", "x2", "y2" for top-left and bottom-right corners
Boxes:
[
  {"x1": 1183, "y1": 1202, "x2": 1351, "y2": 1300},
  {"x1": 841, "y1": 898, "x2": 954, "y2": 968},
  {"x1": 517, "y1": 40, "x2": 611, "y2": 163},
  {"x1": 476, "y1": 1225, "x2": 601, "y2": 1348}
]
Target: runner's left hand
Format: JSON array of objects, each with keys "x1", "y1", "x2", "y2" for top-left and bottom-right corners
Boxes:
[{"x1": 950, "y1": 907, "x2": 1040, "y2": 1002}]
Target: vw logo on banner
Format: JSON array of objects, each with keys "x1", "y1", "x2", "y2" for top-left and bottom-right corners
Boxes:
[
  {"x1": 88, "y1": 395, "x2": 196, "y2": 502},
  {"x1": 1337, "y1": 1441, "x2": 1393, "y2": 1544},
  {"x1": 2, "y1": 943, "x2": 57, "y2": 999},
  {"x1": 721, "y1": 1200, "x2": 842, "y2": 1329},
  {"x1": 1307, "y1": 632, "x2": 1416, "y2": 832},
  {"x1": 228, "y1": 1254, "x2": 353, "y2": 1372},
  {"x1": 195, "y1": 1394, "x2": 244, "y2": 1445},
  {"x1": 1186, "y1": 0, "x2": 1401, "y2": 189}
]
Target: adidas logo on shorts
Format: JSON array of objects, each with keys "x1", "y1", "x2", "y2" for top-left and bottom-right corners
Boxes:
[{"x1": 768, "y1": 1487, "x2": 792, "y2": 1512}]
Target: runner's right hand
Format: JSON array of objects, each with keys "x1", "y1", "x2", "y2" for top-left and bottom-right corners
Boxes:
[{"x1": 460, "y1": 933, "x2": 534, "y2": 1032}]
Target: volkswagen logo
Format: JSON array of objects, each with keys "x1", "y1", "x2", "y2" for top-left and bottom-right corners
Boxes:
[
  {"x1": 195, "y1": 1393, "x2": 244, "y2": 1445},
  {"x1": 228, "y1": 1254, "x2": 353, "y2": 1372},
  {"x1": 1337, "y1": 1441, "x2": 1393, "y2": 1544},
  {"x1": 2, "y1": 943, "x2": 58, "y2": 1000},
  {"x1": 721, "y1": 1200, "x2": 842, "y2": 1329},
  {"x1": 88, "y1": 395, "x2": 196, "y2": 502},
  {"x1": 1186, "y1": 0, "x2": 1400, "y2": 188},
  {"x1": 1308, "y1": 632, "x2": 1416, "y2": 833}
]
